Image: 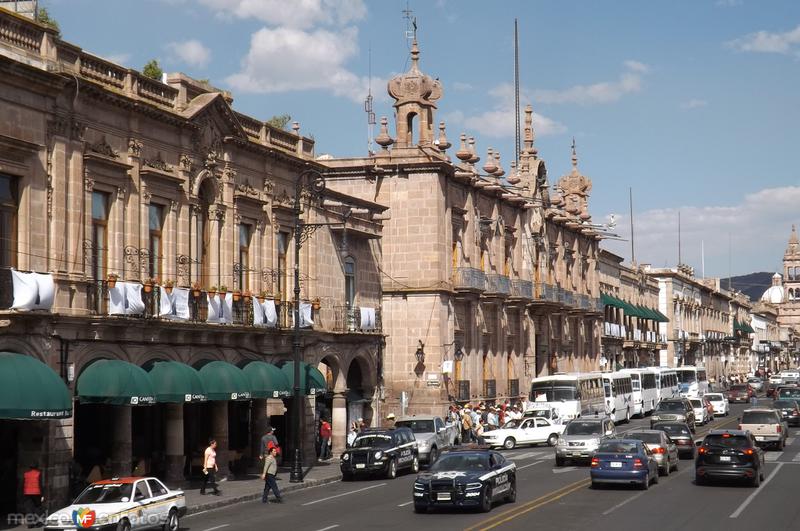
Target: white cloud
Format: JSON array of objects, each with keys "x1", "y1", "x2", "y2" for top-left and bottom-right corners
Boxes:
[
  {"x1": 166, "y1": 39, "x2": 211, "y2": 68},
  {"x1": 194, "y1": 0, "x2": 366, "y2": 28},
  {"x1": 602, "y1": 185, "x2": 800, "y2": 275},
  {"x1": 532, "y1": 61, "x2": 649, "y2": 105},
  {"x1": 452, "y1": 81, "x2": 474, "y2": 91},
  {"x1": 101, "y1": 53, "x2": 131, "y2": 65},
  {"x1": 226, "y1": 26, "x2": 380, "y2": 103},
  {"x1": 727, "y1": 25, "x2": 800, "y2": 54},
  {"x1": 680, "y1": 98, "x2": 708, "y2": 109}
]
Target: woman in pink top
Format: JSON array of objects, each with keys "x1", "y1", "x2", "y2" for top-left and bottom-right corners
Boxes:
[{"x1": 201, "y1": 439, "x2": 220, "y2": 495}]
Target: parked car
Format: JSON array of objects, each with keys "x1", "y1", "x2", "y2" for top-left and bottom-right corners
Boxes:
[
  {"x1": 772, "y1": 399, "x2": 800, "y2": 427},
  {"x1": 776, "y1": 386, "x2": 800, "y2": 400},
  {"x1": 482, "y1": 417, "x2": 566, "y2": 449},
  {"x1": 652, "y1": 422, "x2": 696, "y2": 459},
  {"x1": 695, "y1": 430, "x2": 765, "y2": 487},
  {"x1": 689, "y1": 398, "x2": 712, "y2": 426},
  {"x1": 625, "y1": 429, "x2": 680, "y2": 476},
  {"x1": 650, "y1": 398, "x2": 696, "y2": 432},
  {"x1": 747, "y1": 377, "x2": 764, "y2": 393},
  {"x1": 590, "y1": 439, "x2": 659, "y2": 490},
  {"x1": 394, "y1": 415, "x2": 459, "y2": 465},
  {"x1": 554, "y1": 417, "x2": 616, "y2": 466},
  {"x1": 340, "y1": 427, "x2": 419, "y2": 480},
  {"x1": 739, "y1": 408, "x2": 788, "y2": 450},
  {"x1": 705, "y1": 393, "x2": 729, "y2": 417},
  {"x1": 727, "y1": 384, "x2": 753, "y2": 403}
]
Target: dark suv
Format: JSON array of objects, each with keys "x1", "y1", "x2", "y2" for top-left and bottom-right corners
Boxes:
[
  {"x1": 340, "y1": 427, "x2": 419, "y2": 480},
  {"x1": 695, "y1": 430, "x2": 765, "y2": 487},
  {"x1": 650, "y1": 398, "x2": 696, "y2": 432}
]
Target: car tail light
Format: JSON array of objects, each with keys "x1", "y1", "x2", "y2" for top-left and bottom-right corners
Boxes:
[
  {"x1": 777, "y1": 425, "x2": 782, "y2": 433},
  {"x1": 698, "y1": 447, "x2": 706, "y2": 454},
  {"x1": 591, "y1": 457, "x2": 599, "y2": 467},
  {"x1": 652, "y1": 447, "x2": 665, "y2": 454},
  {"x1": 744, "y1": 448, "x2": 755, "y2": 455},
  {"x1": 633, "y1": 458, "x2": 643, "y2": 468}
]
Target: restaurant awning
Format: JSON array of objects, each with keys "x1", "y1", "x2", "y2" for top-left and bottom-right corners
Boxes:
[
  {"x1": 280, "y1": 362, "x2": 327, "y2": 395},
  {"x1": 197, "y1": 361, "x2": 251, "y2": 401},
  {"x1": 242, "y1": 361, "x2": 291, "y2": 399},
  {"x1": 147, "y1": 361, "x2": 207, "y2": 403},
  {"x1": 77, "y1": 359, "x2": 156, "y2": 406},
  {"x1": 0, "y1": 352, "x2": 72, "y2": 419}
]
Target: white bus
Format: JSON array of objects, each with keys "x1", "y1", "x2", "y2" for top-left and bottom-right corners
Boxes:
[
  {"x1": 602, "y1": 372, "x2": 634, "y2": 423},
  {"x1": 675, "y1": 366, "x2": 709, "y2": 398},
  {"x1": 651, "y1": 367, "x2": 680, "y2": 401},
  {"x1": 619, "y1": 368, "x2": 660, "y2": 416},
  {"x1": 529, "y1": 374, "x2": 605, "y2": 420}
]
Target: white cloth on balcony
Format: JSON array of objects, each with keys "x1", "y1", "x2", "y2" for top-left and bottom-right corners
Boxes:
[
  {"x1": 300, "y1": 302, "x2": 313, "y2": 328},
  {"x1": 159, "y1": 287, "x2": 190, "y2": 320},
  {"x1": 109, "y1": 282, "x2": 145, "y2": 315},
  {"x1": 252, "y1": 298, "x2": 279, "y2": 328},
  {"x1": 252, "y1": 297, "x2": 265, "y2": 326},
  {"x1": 108, "y1": 283, "x2": 127, "y2": 315},
  {"x1": 207, "y1": 292, "x2": 233, "y2": 324},
  {"x1": 10, "y1": 270, "x2": 55, "y2": 310},
  {"x1": 125, "y1": 282, "x2": 145, "y2": 314},
  {"x1": 360, "y1": 307, "x2": 376, "y2": 330}
]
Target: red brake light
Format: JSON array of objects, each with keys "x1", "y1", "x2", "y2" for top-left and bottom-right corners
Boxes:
[
  {"x1": 698, "y1": 447, "x2": 706, "y2": 454},
  {"x1": 777, "y1": 425, "x2": 782, "y2": 433},
  {"x1": 744, "y1": 448, "x2": 755, "y2": 455},
  {"x1": 633, "y1": 458, "x2": 643, "y2": 468},
  {"x1": 652, "y1": 447, "x2": 665, "y2": 454},
  {"x1": 591, "y1": 457, "x2": 599, "y2": 467}
]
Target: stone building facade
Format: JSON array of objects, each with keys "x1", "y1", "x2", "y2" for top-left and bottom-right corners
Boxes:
[
  {"x1": 323, "y1": 38, "x2": 603, "y2": 417},
  {"x1": 0, "y1": 9, "x2": 383, "y2": 515}
]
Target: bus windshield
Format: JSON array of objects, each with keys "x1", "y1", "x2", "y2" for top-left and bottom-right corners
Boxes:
[
  {"x1": 531, "y1": 382, "x2": 578, "y2": 401},
  {"x1": 676, "y1": 370, "x2": 696, "y2": 384}
]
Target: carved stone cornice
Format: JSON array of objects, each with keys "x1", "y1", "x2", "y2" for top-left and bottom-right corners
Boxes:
[
  {"x1": 143, "y1": 151, "x2": 173, "y2": 173},
  {"x1": 87, "y1": 135, "x2": 119, "y2": 159},
  {"x1": 128, "y1": 138, "x2": 143, "y2": 157}
]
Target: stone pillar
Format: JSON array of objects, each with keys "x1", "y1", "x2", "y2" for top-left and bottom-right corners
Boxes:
[
  {"x1": 250, "y1": 399, "x2": 269, "y2": 459},
  {"x1": 164, "y1": 403, "x2": 185, "y2": 483},
  {"x1": 111, "y1": 406, "x2": 132, "y2": 477},
  {"x1": 331, "y1": 392, "x2": 347, "y2": 457},
  {"x1": 211, "y1": 401, "x2": 230, "y2": 478}
]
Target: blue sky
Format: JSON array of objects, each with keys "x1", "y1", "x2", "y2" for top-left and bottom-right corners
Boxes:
[{"x1": 44, "y1": 0, "x2": 800, "y2": 278}]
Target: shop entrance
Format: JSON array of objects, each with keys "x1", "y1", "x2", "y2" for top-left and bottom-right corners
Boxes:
[{"x1": 0, "y1": 420, "x2": 19, "y2": 525}]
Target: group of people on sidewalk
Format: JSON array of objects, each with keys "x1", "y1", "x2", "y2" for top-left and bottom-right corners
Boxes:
[{"x1": 448, "y1": 400, "x2": 526, "y2": 444}]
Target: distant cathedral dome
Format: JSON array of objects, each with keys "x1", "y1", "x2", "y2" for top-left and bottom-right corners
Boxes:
[{"x1": 761, "y1": 273, "x2": 784, "y2": 304}]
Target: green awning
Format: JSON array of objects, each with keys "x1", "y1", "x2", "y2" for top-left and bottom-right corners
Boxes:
[
  {"x1": 198, "y1": 361, "x2": 251, "y2": 401},
  {"x1": 77, "y1": 359, "x2": 155, "y2": 406},
  {"x1": 243, "y1": 361, "x2": 291, "y2": 399},
  {"x1": 147, "y1": 361, "x2": 207, "y2": 403},
  {"x1": 653, "y1": 309, "x2": 670, "y2": 322},
  {"x1": 0, "y1": 352, "x2": 72, "y2": 419},
  {"x1": 280, "y1": 362, "x2": 327, "y2": 395},
  {"x1": 734, "y1": 320, "x2": 755, "y2": 334},
  {"x1": 600, "y1": 293, "x2": 617, "y2": 307}
]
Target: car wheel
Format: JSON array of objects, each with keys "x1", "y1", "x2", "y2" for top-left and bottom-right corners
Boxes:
[
  {"x1": 751, "y1": 471, "x2": 761, "y2": 488},
  {"x1": 163, "y1": 509, "x2": 179, "y2": 531},
  {"x1": 505, "y1": 480, "x2": 517, "y2": 503},
  {"x1": 387, "y1": 459, "x2": 397, "y2": 479},
  {"x1": 625, "y1": 408, "x2": 631, "y2": 423},
  {"x1": 672, "y1": 457, "x2": 679, "y2": 471},
  {"x1": 547, "y1": 434, "x2": 559, "y2": 447},
  {"x1": 652, "y1": 468, "x2": 659, "y2": 484},
  {"x1": 590, "y1": 481, "x2": 600, "y2": 489},
  {"x1": 480, "y1": 486, "x2": 493, "y2": 513},
  {"x1": 429, "y1": 447, "x2": 438, "y2": 466},
  {"x1": 660, "y1": 462, "x2": 670, "y2": 477},
  {"x1": 503, "y1": 437, "x2": 517, "y2": 450},
  {"x1": 411, "y1": 456, "x2": 420, "y2": 474},
  {"x1": 640, "y1": 473, "x2": 650, "y2": 490},
  {"x1": 695, "y1": 473, "x2": 705, "y2": 486},
  {"x1": 116, "y1": 520, "x2": 131, "y2": 531},
  {"x1": 777, "y1": 439, "x2": 785, "y2": 451},
  {"x1": 555, "y1": 456, "x2": 565, "y2": 467},
  {"x1": 342, "y1": 472, "x2": 353, "y2": 481},
  {"x1": 413, "y1": 502, "x2": 428, "y2": 513}
]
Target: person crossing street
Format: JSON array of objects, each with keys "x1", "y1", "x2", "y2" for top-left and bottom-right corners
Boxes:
[{"x1": 261, "y1": 445, "x2": 283, "y2": 504}]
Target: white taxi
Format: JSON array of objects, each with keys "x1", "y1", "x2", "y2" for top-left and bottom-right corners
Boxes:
[
  {"x1": 482, "y1": 417, "x2": 566, "y2": 450},
  {"x1": 704, "y1": 392, "x2": 729, "y2": 417},
  {"x1": 44, "y1": 476, "x2": 185, "y2": 531}
]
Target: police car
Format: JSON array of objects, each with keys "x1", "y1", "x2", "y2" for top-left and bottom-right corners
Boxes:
[
  {"x1": 412, "y1": 447, "x2": 516, "y2": 513},
  {"x1": 340, "y1": 427, "x2": 419, "y2": 480},
  {"x1": 44, "y1": 476, "x2": 185, "y2": 531}
]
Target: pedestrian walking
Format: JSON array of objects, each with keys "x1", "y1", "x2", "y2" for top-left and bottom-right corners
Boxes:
[
  {"x1": 201, "y1": 439, "x2": 220, "y2": 496},
  {"x1": 22, "y1": 463, "x2": 43, "y2": 528},
  {"x1": 319, "y1": 418, "x2": 332, "y2": 460},
  {"x1": 461, "y1": 409, "x2": 473, "y2": 443},
  {"x1": 261, "y1": 446, "x2": 283, "y2": 504},
  {"x1": 259, "y1": 427, "x2": 279, "y2": 460}
]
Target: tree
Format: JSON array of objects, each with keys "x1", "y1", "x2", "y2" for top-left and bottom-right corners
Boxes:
[
  {"x1": 37, "y1": 7, "x2": 59, "y2": 32},
  {"x1": 266, "y1": 114, "x2": 291, "y2": 130},
  {"x1": 142, "y1": 60, "x2": 163, "y2": 81}
]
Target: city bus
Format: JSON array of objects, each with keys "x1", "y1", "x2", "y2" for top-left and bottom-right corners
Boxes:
[
  {"x1": 651, "y1": 367, "x2": 680, "y2": 401},
  {"x1": 602, "y1": 372, "x2": 634, "y2": 423},
  {"x1": 619, "y1": 368, "x2": 660, "y2": 416},
  {"x1": 675, "y1": 366, "x2": 709, "y2": 398},
  {"x1": 528, "y1": 373, "x2": 605, "y2": 420}
]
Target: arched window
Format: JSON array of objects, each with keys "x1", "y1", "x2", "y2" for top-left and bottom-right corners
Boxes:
[
  {"x1": 0, "y1": 174, "x2": 18, "y2": 268},
  {"x1": 789, "y1": 288, "x2": 795, "y2": 301},
  {"x1": 406, "y1": 112, "x2": 417, "y2": 146},
  {"x1": 344, "y1": 257, "x2": 356, "y2": 307}
]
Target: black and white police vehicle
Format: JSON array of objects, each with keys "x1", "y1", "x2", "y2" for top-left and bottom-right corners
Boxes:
[
  {"x1": 412, "y1": 448, "x2": 516, "y2": 513},
  {"x1": 340, "y1": 427, "x2": 419, "y2": 480}
]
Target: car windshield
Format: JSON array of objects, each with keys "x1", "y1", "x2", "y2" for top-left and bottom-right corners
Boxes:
[
  {"x1": 525, "y1": 409, "x2": 552, "y2": 419},
  {"x1": 705, "y1": 394, "x2": 723, "y2": 401},
  {"x1": 689, "y1": 399, "x2": 702, "y2": 408},
  {"x1": 741, "y1": 412, "x2": 779, "y2": 424},
  {"x1": 598, "y1": 441, "x2": 640, "y2": 454},
  {"x1": 394, "y1": 420, "x2": 434, "y2": 433},
  {"x1": 352, "y1": 434, "x2": 393, "y2": 448},
  {"x1": 676, "y1": 370, "x2": 696, "y2": 384},
  {"x1": 656, "y1": 401, "x2": 685, "y2": 412},
  {"x1": 704, "y1": 434, "x2": 750, "y2": 449},
  {"x1": 429, "y1": 453, "x2": 489, "y2": 472},
  {"x1": 626, "y1": 432, "x2": 662, "y2": 444},
  {"x1": 748, "y1": 378, "x2": 761, "y2": 383},
  {"x1": 502, "y1": 420, "x2": 521, "y2": 429},
  {"x1": 730, "y1": 385, "x2": 748, "y2": 391},
  {"x1": 74, "y1": 483, "x2": 134, "y2": 504},
  {"x1": 773, "y1": 400, "x2": 797, "y2": 408},
  {"x1": 531, "y1": 383, "x2": 578, "y2": 402},
  {"x1": 655, "y1": 424, "x2": 690, "y2": 436},
  {"x1": 564, "y1": 421, "x2": 601, "y2": 435},
  {"x1": 779, "y1": 388, "x2": 800, "y2": 398}
]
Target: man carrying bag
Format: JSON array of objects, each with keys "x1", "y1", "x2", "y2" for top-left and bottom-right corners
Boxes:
[{"x1": 260, "y1": 444, "x2": 283, "y2": 504}]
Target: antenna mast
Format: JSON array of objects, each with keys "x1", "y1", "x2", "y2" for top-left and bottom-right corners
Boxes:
[
  {"x1": 678, "y1": 211, "x2": 682, "y2": 266},
  {"x1": 514, "y1": 18, "x2": 521, "y2": 167},
  {"x1": 364, "y1": 45, "x2": 375, "y2": 155},
  {"x1": 629, "y1": 187, "x2": 635, "y2": 265}
]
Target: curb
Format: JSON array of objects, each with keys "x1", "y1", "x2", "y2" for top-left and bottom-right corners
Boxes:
[{"x1": 186, "y1": 474, "x2": 342, "y2": 514}]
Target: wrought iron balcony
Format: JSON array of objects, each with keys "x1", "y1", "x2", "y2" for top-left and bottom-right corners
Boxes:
[
  {"x1": 452, "y1": 267, "x2": 487, "y2": 292},
  {"x1": 510, "y1": 279, "x2": 533, "y2": 300},
  {"x1": 533, "y1": 282, "x2": 559, "y2": 304},
  {"x1": 328, "y1": 305, "x2": 383, "y2": 334},
  {"x1": 561, "y1": 289, "x2": 576, "y2": 307},
  {"x1": 485, "y1": 274, "x2": 511, "y2": 296},
  {"x1": 483, "y1": 379, "x2": 497, "y2": 398}
]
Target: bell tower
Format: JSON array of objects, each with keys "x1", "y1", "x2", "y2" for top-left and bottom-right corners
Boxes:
[{"x1": 784, "y1": 225, "x2": 800, "y2": 301}]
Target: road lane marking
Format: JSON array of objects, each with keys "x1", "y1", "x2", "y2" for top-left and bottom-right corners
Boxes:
[
  {"x1": 314, "y1": 526, "x2": 340, "y2": 531},
  {"x1": 730, "y1": 463, "x2": 784, "y2": 518},
  {"x1": 552, "y1": 466, "x2": 578, "y2": 474},
  {"x1": 397, "y1": 501, "x2": 413, "y2": 507},
  {"x1": 464, "y1": 478, "x2": 590, "y2": 531},
  {"x1": 765, "y1": 452, "x2": 782, "y2": 461},
  {"x1": 793, "y1": 452, "x2": 800, "y2": 462},
  {"x1": 508, "y1": 451, "x2": 537, "y2": 460},
  {"x1": 302, "y1": 483, "x2": 387, "y2": 506},
  {"x1": 517, "y1": 460, "x2": 545, "y2": 470},
  {"x1": 203, "y1": 525, "x2": 230, "y2": 531},
  {"x1": 603, "y1": 464, "x2": 692, "y2": 516},
  {"x1": 786, "y1": 437, "x2": 795, "y2": 445}
]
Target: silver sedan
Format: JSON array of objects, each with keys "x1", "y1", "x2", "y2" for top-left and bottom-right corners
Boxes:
[{"x1": 625, "y1": 429, "x2": 679, "y2": 476}]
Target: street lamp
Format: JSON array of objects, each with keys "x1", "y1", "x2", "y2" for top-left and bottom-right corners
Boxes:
[{"x1": 290, "y1": 167, "x2": 326, "y2": 483}]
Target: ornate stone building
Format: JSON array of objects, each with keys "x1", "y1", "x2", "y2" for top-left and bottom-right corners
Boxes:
[
  {"x1": 0, "y1": 9, "x2": 383, "y2": 515},
  {"x1": 323, "y1": 38, "x2": 603, "y2": 417}
]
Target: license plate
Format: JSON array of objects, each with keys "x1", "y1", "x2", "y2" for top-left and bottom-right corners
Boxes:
[
  {"x1": 571, "y1": 452, "x2": 582, "y2": 457},
  {"x1": 719, "y1": 456, "x2": 731, "y2": 462},
  {"x1": 755, "y1": 436, "x2": 765, "y2": 441},
  {"x1": 610, "y1": 462, "x2": 622, "y2": 468},
  {"x1": 355, "y1": 463, "x2": 366, "y2": 469},
  {"x1": 437, "y1": 492, "x2": 452, "y2": 501}
]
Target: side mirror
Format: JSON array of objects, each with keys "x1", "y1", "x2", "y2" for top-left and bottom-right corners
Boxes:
[{"x1": 695, "y1": 440, "x2": 703, "y2": 447}]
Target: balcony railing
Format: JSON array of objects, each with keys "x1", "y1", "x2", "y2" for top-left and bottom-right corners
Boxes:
[
  {"x1": 328, "y1": 305, "x2": 383, "y2": 333},
  {"x1": 561, "y1": 289, "x2": 576, "y2": 307},
  {"x1": 457, "y1": 380, "x2": 471, "y2": 402},
  {"x1": 452, "y1": 267, "x2": 486, "y2": 292},
  {"x1": 485, "y1": 274, "x2": 511, "y2": 296},
  {"x1": 483, "y1": 379, "x2": 497, "y2": 398},
  {"x1": 533, "y1": 282, "x2": 559, "y2": 303},
  {"x1": 510, "y1": 279, "x2": 533, "y2": 300}
]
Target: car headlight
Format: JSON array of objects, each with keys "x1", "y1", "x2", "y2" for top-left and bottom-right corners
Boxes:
[
  {"x1": 466, "y1": 482, "x2": 483, "y2": 490},
  {"x1": 342, "y1": 453, "x2": 350, "y2": 461},
  {"x1": 414, "y1": 482, "x2": 426, "y2": 490},
  {"x1": 418, "y1": 440, "x2": 430, "y2": 448},
  {"x1": 374, "y1": 451, "x2": 383, "y2": 460},
  {"x1": 557, "y1": 439, "x2": 567, "y2": 447}
]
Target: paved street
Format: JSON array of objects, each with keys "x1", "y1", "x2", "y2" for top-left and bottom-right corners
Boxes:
[{"x1": 178, "y1": 401, "x2": 800, "y2": 531}]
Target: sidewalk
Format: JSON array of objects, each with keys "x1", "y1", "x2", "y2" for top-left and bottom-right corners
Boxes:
[{"x1": 183, "y1": 460, "x2": 342, "y2": 514}]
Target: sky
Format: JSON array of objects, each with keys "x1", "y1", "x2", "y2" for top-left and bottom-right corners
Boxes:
[{"x1": 41, "y1": 0, "x2": 800, "y2": 278}]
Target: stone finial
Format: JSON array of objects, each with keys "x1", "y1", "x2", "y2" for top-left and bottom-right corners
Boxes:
[
  {"x1": 292, "y1": 121, "x2": 300, "y2": 135},
  {"x1": 523, "y1": 104, "x2": 537, "y2": 156},
  {"x1": 456, "y1": 133, "x2": 471, "y2": 161},
  {"x1": 437, "y1": 121, "x2": 451, "y2": 151},
  {"x1": 483, "y1": 147, "x2": 497, "y2": 174},
  {"x1": 468, "y1": 136, "x2": 480, "y2": 164},
  {"x1": 493, "y1": 151, "x2": 505, "y2": 178},
  {"x1": 556, "y1": 138, "x2": 592, "y2": 220},
  {"x1": 375, "y1": 116, "x2": 394, "y2": 150},
  {"x1": 571, "y1": 137, "x2": 578, "y2": 170},
  {"x1": 506, "y1": 161, "x2": 521, "y2": 184}
]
